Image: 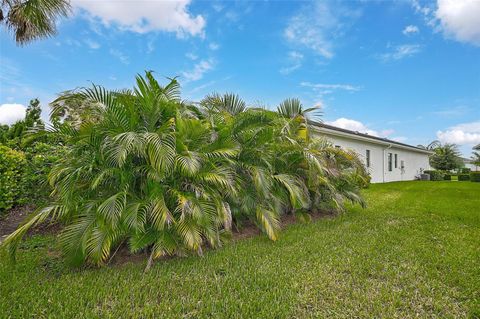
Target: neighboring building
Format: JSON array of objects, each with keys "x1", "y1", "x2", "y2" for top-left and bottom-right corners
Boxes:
[
  {"x1": 311, "y1": 122, "x2": 432, "y2": 183},
  {"x1": 462, "y1": 158, "x2": 479, "y2": 171}
]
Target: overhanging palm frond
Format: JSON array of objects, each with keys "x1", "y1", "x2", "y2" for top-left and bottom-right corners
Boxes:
[
  {"x1": 256, "y1": 207, "x2": 280, "y2": 241},
  {"x1": 5, "y1": 0, "x2": 71, "y2": 45}
]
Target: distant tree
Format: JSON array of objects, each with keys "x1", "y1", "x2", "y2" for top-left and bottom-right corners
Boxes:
[
  {"x1": 49, "y1": 91, "x2": 104, "y2": 127},
  {"x1": 1, "y1": 0, "x2": 70, "y2": 45},
  {"x1": 472, "y1": 144, "x2": 480, "y2": 166},
  {"x1": 429, "y1": 143, "x2": 463, "y2": 171},
  {"x1": 0, "y1": 98, "x2": 44, "y2": 145},
  {"x1": 24, "y1": 98, "x2": 43, "y2": 129},
  {"x1": 417, "y1": 140, "x2": 441, "y2": 150}
]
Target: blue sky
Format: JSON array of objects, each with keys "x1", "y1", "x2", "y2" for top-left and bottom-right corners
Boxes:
[{"x1": 0, "y1": 0, "x2": 479, "y2": 155}]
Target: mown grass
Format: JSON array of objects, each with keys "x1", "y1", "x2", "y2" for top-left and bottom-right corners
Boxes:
[{"x1": 1, "y1": 181, "x2": 479, "y2": 318}]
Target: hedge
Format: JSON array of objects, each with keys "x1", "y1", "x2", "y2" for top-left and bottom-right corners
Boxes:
[
  {"x1": 0, "y1": 145, "x2": 26, "y2": 214},
  {"x1": 458, "y1": 174, "x2": 470, "y2": 181},
  {"x1": 19, "y1": 142, "x2": 66, "y2": 205},
  {"x1": 444, "y1": 174, "x2": 452, "y2": 181},
  {"x1": 424, "y1": 170, "x2": 445, "y2": 181},
  {"x1": 470, "y1": 172, "x2": 480, "y2": 182}
]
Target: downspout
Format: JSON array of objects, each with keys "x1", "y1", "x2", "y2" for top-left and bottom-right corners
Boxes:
[{"x1": 383, "y1": 143, "x2": 392, "y2": 183}]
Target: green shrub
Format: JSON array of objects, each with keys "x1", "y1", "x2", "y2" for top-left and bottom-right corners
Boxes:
[
  {"x1": 470, "y1": 172, "x2": 480, "y2": 182},
  {"x1": 424, "y1": 170, "x2": 445, "y2": 181},
  {"x1": 0, "y1": 145, "x2": 26, "y2": 214},
  {"x1": 1, "y1": 72, "x2": 368, "y2": 267},
  {"x1": 444, "y1": 174, "x2": 452, "y2": 181},
  {"x1": 458, "y1": 174, "x2": 470, "y2": 181},
  {"x1": 461, "y1": 168, "x2": 471, "y2": 174},
  {"x1": 19, "y1": 142, "x2": 66, "y2": 205}
]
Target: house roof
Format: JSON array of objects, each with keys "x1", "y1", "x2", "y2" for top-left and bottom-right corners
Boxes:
[{"x1": 309, "y1": 120, "x2": 433, "y2": 154}]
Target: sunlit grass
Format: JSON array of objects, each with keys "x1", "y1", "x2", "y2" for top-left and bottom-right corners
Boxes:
[{"x1": 1, "y1": 181, "x2": 479, "y2": 318}]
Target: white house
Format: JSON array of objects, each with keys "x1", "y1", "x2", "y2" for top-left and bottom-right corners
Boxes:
[{"x1": 311, "y1": 122, "x2": 432, "y2": 183}]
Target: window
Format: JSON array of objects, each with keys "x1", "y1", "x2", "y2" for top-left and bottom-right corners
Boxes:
[
  {"x1": 394, "y1": 154, "x2": 398, "y2": 168},
  {"x1": 366, "y1": 150, "x2": 370, "y2": 168},
  {"x1": 388, "y1": 153, "x2": 393, "y2": 172}
]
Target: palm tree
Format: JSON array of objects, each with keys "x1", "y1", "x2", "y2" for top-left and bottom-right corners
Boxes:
[
  {"x1": 200, "y1": 92, "x2": 246, "y2": 115},
  {"x1": 3, "y1": 72, "x2": 239, "y2": 267},
  {"x1": 429, "y1": 143, "x2": 462, "y2": 171},
  {"x1": 417, "y1": 140, "x2": 440, "y2": 150},
  {"x1": 472, "y1": 144, "x2": 480, "y2": 166},
  {"x1": 2, "y1": 73, "x2": 369, "y2": 268},
  {"x1": 199, "y1": 94, "x2": 310, "y2": 240},
  {"x1": 1, "y1": 0, "x2": 70, "y2": 45},
  {"x1": 277, "y1": 98, "x2": 321, "y2": 141},
  {"x1": 202, "y1": 95, "x2": 366, "y2": 238}
]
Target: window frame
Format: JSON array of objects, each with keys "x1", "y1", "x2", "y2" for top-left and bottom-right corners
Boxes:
[
  {"x1": 394, "y1": 154, "x2": 398, "y2": 169},
  {"x1": 388, "y1": 153, "x2": 393, "y2": 172},
  {"x1": 366, "y1": 149, "x2": 370, "y2": 168}
]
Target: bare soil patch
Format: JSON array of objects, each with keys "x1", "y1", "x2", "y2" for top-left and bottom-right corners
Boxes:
[
  {"x1": 1, "y1": 205, "x2": 337, "y2": 266},
  {"x1": 0, "y1": 205, "x2": 61, "y2": 242}
]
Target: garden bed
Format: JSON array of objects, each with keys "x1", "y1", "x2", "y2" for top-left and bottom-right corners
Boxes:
[{"x1": 1, "y1": 181, "x2": 479, "y2": 318}]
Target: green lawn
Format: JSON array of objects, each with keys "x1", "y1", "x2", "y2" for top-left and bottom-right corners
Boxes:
[{"x1": 1, "y1": 181, "x2": 479, "y2": 318}]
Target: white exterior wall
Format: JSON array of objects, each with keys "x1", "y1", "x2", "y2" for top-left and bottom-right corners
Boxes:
[{"x1": 313, "y1": 130, "x2": 431, "y2": 183}]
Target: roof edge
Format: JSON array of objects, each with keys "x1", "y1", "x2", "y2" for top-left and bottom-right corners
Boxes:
[{"x1": 309, "y1": 121, "x2": 434, "y2": 154}]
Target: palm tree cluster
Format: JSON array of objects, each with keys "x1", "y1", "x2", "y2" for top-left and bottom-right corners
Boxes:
[{"x1": 2, "y1": 72, "x2": 369, "y2": 267}]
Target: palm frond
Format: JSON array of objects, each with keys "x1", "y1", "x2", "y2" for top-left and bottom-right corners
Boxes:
[{"x1": 6, "y1": 0, "x2": 71, "y2": 45}]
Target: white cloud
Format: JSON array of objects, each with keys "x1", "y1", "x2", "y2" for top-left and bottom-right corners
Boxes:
[
  {"x1": 326, "y1": 118, "x2": 399, "y2": 140},
  {"x1": 0, "y1": 103, "x2": 26, "y2": 125},
  {"x1": 380, "y1": 129, "x2": 395, "y2": 137},
  {"x1": 435, "y1": 0, "x2": 480, "y2": 46},
  {"x1": 433, "y1": 105, "x2": 470, "y2": 117},
  {"x1": 212, "y1": 3, "x2": 223, "y2": 13},
  {"x1": 327, "y1": 118, "x2": 379, "y2": 136},
  {"x1": 190, "y1": 80, "x2": 216, "y2": 94},
  {"x1": 72, "y1": 0, "x2": 205, "y2": 37},
  {"x1": 209, "y1": 42, "x2": 220, "y2": 51},
  {"x1": 84, "y1": 38, "x2": 100, "y2": 49},
  {"x1": 182, "y1": 59, "x2": 214, "y2": 82},
  {"x1": 280, "y1": 51, "x2": 304, "y2": 75},
  {"x1": 280, "y1": 65, "x2": 301, "y2": 75},
  {"x1": 284, "y1": 1, "x2": 360, "y2": 58},
  {"x1": 300, "y1": 82, "x2": 361, "y2": 92},
  {"x1": 412, "y1": 0, "x2": 480, "y2": 46},
  {"x1": 379, "y1": 44, "x2": 421, "y2": 61},
  {"x1": 64, "y1": 38, "x2": 82, "y2": 47},
  {"x1": 146, "y1": 38, "x2": 155, "y2": 54},
  {"x1": 224, "y1": 11, "x2": 239, "y2": 22},
  {"x1": 403, "y1": 25, "x2": 419, "y2": 35},
  {"x1": 185, "y1": 52, "x2": 198, "y2": 60},
  {"x1": 109, "y1": 49, "x2": 129, "y2": 64},
  {"x1": 392, "y1": 136, "x2": 408, "y2": 142},
  {"x1": 437, "y1": 121, "x2": 480, "y2": 145}
]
